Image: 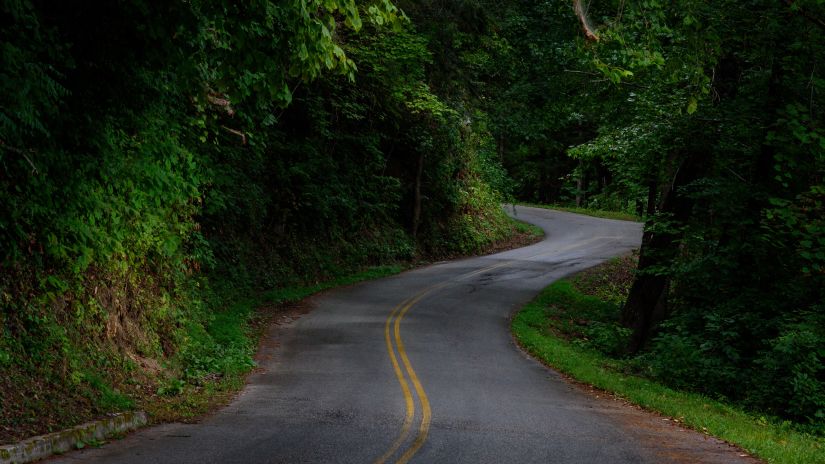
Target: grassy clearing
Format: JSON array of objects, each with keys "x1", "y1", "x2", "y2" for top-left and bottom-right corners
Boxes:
[
  {"x1": 512, "y1": 263, "x2": 825, "y2": 464},
  {"x1": 518, "y1": 202, "x2": 641, "y2": 222}
]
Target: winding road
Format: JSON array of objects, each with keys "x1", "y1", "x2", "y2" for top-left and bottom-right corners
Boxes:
[{"x1": 52, "y1": 206, "x2": 756, "y2": 463}]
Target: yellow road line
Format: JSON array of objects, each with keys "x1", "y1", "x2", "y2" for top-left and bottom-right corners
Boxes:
[
  {"x1": 376, "y1": 236, "x2": 620, "y2": 462},
  {"x1": 375, "y1": 264, "x2": 508, "y2": 463},
  {"x1": 374, "y1": 297, "x2": 416, "y2": 464},
  {"x1": 394, "y1": 292, "x2": 435, "y2": 464}
]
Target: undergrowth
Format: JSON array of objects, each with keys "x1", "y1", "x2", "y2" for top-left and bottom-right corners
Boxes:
[
  {"x1": 0, "y1": 2, "x2": 526, "y2": 442},
  {"x1": 512, "y1": 254, "x2": 825, "y2": 464},
  {"x1": 143, "y1": 264, "x2": 406, "y2": 423},
  {"x1": 0, "y1": 211, "x2": 533, "y2": 444}
]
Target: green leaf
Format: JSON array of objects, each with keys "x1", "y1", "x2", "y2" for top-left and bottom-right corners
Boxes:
[{"x1": 686, "y1": 97, "x2": 698, "y2": 114}]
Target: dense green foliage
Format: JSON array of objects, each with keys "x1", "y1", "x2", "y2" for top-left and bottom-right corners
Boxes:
[
  {"x1": 0, "y1": 0, "x2": 518, "y2": 439},
  {"x1": 2, "y1": 0, "x2": 823, "y2": 443},
  {"x1": 513, "y1": 260, "x2": 825, "y2": 464},
  {"x1": 494, "y1": 0, "x2": 825, "y2": 433}
]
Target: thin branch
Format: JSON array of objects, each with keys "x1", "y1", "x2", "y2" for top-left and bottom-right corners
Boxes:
[
  {"x1": 616, "y1": 0, "x2": 626, "y2": 22},
  {"x1": 0, "y1": 140, "x2": 39, "y2": 175},
  {"x1": 726, "y1": 167, "x2": 747, "y2": 183},
  {"x1": 563, "y1": 69, "x2": 601, "y2": 76},
  {"x1": 809, "y1": 68, "x2": 816, "y2": 117},
  {"x1": 220, "y1": 126, "x2": 247, "y2": 145},
  {"x1": 21, "y1": 153, "x2": 38, "y2": 175}
]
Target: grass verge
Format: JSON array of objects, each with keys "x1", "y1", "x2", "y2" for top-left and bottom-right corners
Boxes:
[
  {"x1": 512, "y1": 218, "x2": 545, "y2": 238},
  {"x1": 518, "y1": 202, "x2": 641, "y2": 222},
  {"x1": 512, "y1": 272, "x2": 825, "y2": 464}
]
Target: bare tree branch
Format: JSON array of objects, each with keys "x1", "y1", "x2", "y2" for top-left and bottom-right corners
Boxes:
[
  {"x1": 220, "y1": 125, "x2": 247, "y2": 145},
  {"x1": 574, "y1": 0, "x2": 599, "y2": 41},
  {"x1": 0, "y1": 140, "x2": 39, "y2": 175}
]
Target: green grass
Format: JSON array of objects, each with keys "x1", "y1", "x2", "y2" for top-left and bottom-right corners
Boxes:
[
  {"x1": 518, "y1": 202, "x2": 641, "y2": 222},
  {"x1": 512, "y1": 281, "x2": 825, "y2": 464},
  {"x1": 511, "y1": 218, "x2": 545, "y2": 238},
  {"x1": 262, "y1": 264, "x2": 405, "y2": 304}
]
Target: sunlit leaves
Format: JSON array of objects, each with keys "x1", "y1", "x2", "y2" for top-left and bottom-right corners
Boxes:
[{"x1": 180, "y1": 0, "x2": 405, "y2": 110}]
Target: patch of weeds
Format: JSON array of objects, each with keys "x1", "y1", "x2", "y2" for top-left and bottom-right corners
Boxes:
[
  {"x1": 575, "y1": 321, "x2": 632, "y2": 357},
  {"x1": 143, "y1": 372, "x2": 247, "y2": 422},
  {"x1": 570, "y1": 252, "x2": 638, "y2": 305},
  {"x1": 157, "y1": 378, "x2": 186, "y2": 397},
  {"x1": 512, "y1": 219, "x2": 544, "y2": 238},
  {"x1": 529, "y1": 279, "x2": 627, "y2": 357},
  {"x1": 82, "y1": 372, "x2": 134, "y2": 411},
  {"x1": 75, "y1": 438, "x2": 107, "y2": 449}
]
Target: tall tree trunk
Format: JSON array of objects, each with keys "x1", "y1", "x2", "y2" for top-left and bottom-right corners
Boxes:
[
  {"x1": 575, "y1": 159, "x2": 585, "y2": 207},
  {"x1": 621, "y1": 153, "x2": 704, "y2": 353},
  {"x1": 411, "y1": 152, "x2": 425, "y2": 239},
  {"x1": 498, "y1": 137, "x2": 505, "y2": 163},
  {"x1": 621, "y1": 228, "x2": 672, "y2": 354}
]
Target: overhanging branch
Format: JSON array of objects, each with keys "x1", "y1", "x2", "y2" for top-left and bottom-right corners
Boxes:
[{"x1": 574, "y1": 0, "x2": 599, "y2": 41}]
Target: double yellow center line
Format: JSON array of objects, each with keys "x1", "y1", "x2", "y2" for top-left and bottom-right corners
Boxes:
[
  {"x1": 374, "y1": 261, "x2": 512, "y2": 464},
  {"x1": 374, "y1": 235, "x2": 622, "y2": 463}
]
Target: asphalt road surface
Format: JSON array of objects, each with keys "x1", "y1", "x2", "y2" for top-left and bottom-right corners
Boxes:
[{"x1": 52, "y1": 206, "x2": 757, "y2": 464}]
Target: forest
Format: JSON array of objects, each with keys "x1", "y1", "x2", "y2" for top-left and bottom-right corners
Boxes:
[{"x1": 1, "y1": 0, "x2": 823, "y2": 447}]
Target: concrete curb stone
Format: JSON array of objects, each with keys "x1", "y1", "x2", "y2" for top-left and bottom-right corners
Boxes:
[{"x1": 0, "y1": 411, "x2": 147, "y2": 464}]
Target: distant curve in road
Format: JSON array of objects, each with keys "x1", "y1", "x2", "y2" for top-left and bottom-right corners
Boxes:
[{"x1": 52, "y1": 206, "x2": 757, "y2": 464}]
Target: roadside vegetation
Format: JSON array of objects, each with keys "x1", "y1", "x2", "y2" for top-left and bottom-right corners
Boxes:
[
  {"x1": 517, "y1": 203, "x2": 641, "y2": 222},
  {"x1": 496, "y1": 0, "x2": 824, "y2": 444},
  {"x1": 145, "y1": 265, "x2": 405, "y2": 423},
  {"x1": 2, "y1": 0, "x2": 823, "y2": 449},
  {"x1": 0, "y1": 0, "x2": 532, "y2": 443},
  {"x1": 512, "y1": 255, "x2": 825, "y2": 464}
]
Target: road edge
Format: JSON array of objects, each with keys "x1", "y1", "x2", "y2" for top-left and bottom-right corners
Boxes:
[{"x1": 0, "y1": 411, "x2": 147, "y2": 464}]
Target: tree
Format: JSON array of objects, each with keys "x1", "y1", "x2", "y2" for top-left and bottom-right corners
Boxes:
[{"x1": 564, "y1": 0, "x2": 825, "y2": 422}]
